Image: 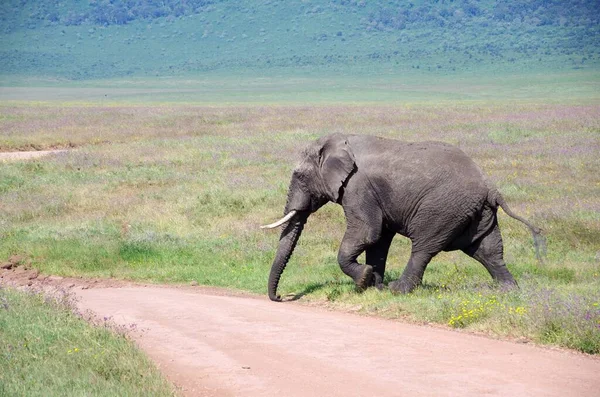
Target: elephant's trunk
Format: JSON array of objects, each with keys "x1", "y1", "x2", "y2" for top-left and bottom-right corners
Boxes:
[{"x1": 267, "y1": 212, "x2": 307, "y2": 301}]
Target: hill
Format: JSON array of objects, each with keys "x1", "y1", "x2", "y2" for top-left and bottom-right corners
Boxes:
[{"x1": 0, "y1": 0, "x2": 599, "y2": 80}]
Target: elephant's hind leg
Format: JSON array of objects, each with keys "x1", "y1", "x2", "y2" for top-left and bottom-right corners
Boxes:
[
  {"x1": 462, "y1": 222, "x2": 517, "y2": 286},
  {"x1": 389, "y1": 249, "x2": 434, "y2": 294},
  {"x1": 365, "y1": 228, "x2": 395, "y2": 290}
]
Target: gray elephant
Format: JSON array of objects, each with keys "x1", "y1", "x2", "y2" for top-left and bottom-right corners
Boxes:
[{"x1": 262, "y1": 133, "x2": 544, "y2": 301}]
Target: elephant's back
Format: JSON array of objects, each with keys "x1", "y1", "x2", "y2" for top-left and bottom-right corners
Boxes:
[
  {"x1": 349, "y1": 135, "x2": 490, "y2": 231},
  {"x1": 349, "y1": 135, "x2": 486, "y2": 184}
]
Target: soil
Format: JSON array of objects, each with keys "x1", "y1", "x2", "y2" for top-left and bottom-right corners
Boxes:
[
  {"x1": 2, "y1": 265, "x2": 599, "y2": 397},
  {"x1": 0, "y1": 149, "x2": 68, "y2": 161}
]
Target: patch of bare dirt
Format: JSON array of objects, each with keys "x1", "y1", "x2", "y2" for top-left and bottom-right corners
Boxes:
[
  {"x1": 0, "y1": 263, "x2": 248, "y2": 297},
  {"x1": 0, "y1": 149, "x2": 68, "y2": 162},
  {"x1": 0, "y1": 262, "x2": 124, "y2": 291}
]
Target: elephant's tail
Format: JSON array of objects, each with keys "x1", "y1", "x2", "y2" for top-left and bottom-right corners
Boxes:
[{"x1": 488, "y1": 188, "x2": 547, "y2": 263}]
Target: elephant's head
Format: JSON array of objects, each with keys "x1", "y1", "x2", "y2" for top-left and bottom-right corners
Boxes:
[{"x1": 261, "y1": 134, "x2": 356, "y2": 301}]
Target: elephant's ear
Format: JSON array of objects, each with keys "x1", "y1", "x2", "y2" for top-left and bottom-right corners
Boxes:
[{"x1": 320, "y1": 135, "x2": 356, "y2": 202}]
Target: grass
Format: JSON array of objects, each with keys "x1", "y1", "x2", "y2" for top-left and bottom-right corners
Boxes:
[
  {"x1": 0, "y1": 82, "x2": 599, "y2": 354},
  {"x1": 0, "y1": 285, "x2": 176, "y2": 396},
  {"x1": 1, "y1": 69, "x2": 599, "y2": 104}
]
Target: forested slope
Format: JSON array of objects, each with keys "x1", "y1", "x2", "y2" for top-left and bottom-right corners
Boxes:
[{"x1": 0, "y1": 0, "x2": 598, "y2": 79}]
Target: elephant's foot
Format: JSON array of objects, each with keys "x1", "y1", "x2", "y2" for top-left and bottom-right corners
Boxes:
[
  {"x1": 496, "y1": 276, "x2": 518, "y2": 290},
  {"x1": 389, "y1": 277, "x2": 420, "y2": 295},
  {"x1": 354, "y1": 265, "x2": 373, "y2": 292},
  {"x1": 371, "y1": 272, "x2": 385, "y2": 291}
]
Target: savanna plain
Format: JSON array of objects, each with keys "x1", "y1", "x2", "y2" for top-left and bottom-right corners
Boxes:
[{"x1": 1, "y1": 72, "x2": 599, "y2": 372}]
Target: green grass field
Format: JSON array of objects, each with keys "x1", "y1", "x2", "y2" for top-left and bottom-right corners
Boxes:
[
  {"x1": 1, "y1": 71, "x2": 599, "y2": 353},
  {"x1": 1, "y1": 69, "x2": 599, "y2": 104},
  {"x1": 0, "y1": 286, "x2": 175, "y2": 396}
]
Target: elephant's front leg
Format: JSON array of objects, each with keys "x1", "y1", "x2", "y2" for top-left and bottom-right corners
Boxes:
[
  {"x1": 365, "y1": 228, "x2": 395, "y2": 290},
  {"x1": 337, "y1": 224, "x2": 381, "y2": 291}
]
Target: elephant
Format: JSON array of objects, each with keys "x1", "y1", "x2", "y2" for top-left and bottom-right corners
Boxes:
[{"x1": 261, "y1": 133, "x2": 544, "y2": 302}]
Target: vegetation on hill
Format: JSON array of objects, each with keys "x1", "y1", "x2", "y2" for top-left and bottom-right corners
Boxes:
[{"x1": 0, "y1": 0, "x2": 598, "y2": 80}]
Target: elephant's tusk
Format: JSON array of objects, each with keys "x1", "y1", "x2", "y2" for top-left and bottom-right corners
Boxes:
[{"x1": 260, "y1": 210, "x2": 297, "y2": 229}]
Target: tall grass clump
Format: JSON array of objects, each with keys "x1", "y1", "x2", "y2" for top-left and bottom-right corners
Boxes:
[
  {"x1": 525, "y1": 286, "x2": 600, "y2": 354},
  {"x1": 0, "y1": 285, "x2": 175, "y2": 396},
  {"x1": 425, "y1": 280, "x2": 600, "y2": 354}
]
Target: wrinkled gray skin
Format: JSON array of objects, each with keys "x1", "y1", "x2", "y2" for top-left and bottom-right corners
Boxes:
[{"x1": 267, "y1": 134, "x2": 544, "y2": 302}]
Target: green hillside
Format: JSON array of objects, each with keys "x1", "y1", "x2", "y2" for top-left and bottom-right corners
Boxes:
[{"x1": 1, "y1": 0, "x2": 598, "y2": 81}]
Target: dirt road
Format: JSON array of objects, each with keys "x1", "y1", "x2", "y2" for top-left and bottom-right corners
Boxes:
[{"x1": 76, "y1": 286, "x2": 600, "y2": 397}]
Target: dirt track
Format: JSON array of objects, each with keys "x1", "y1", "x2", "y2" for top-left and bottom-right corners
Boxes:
[
  {"x1": 1, "y1": 263, "x2": 598, "y2": 396},
  {"x1": 73, "y1": 285, "x2": 600, "y2": 397},
  {"x1": 0, "y1": 150, "x2": 68, "y2": 161}
]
